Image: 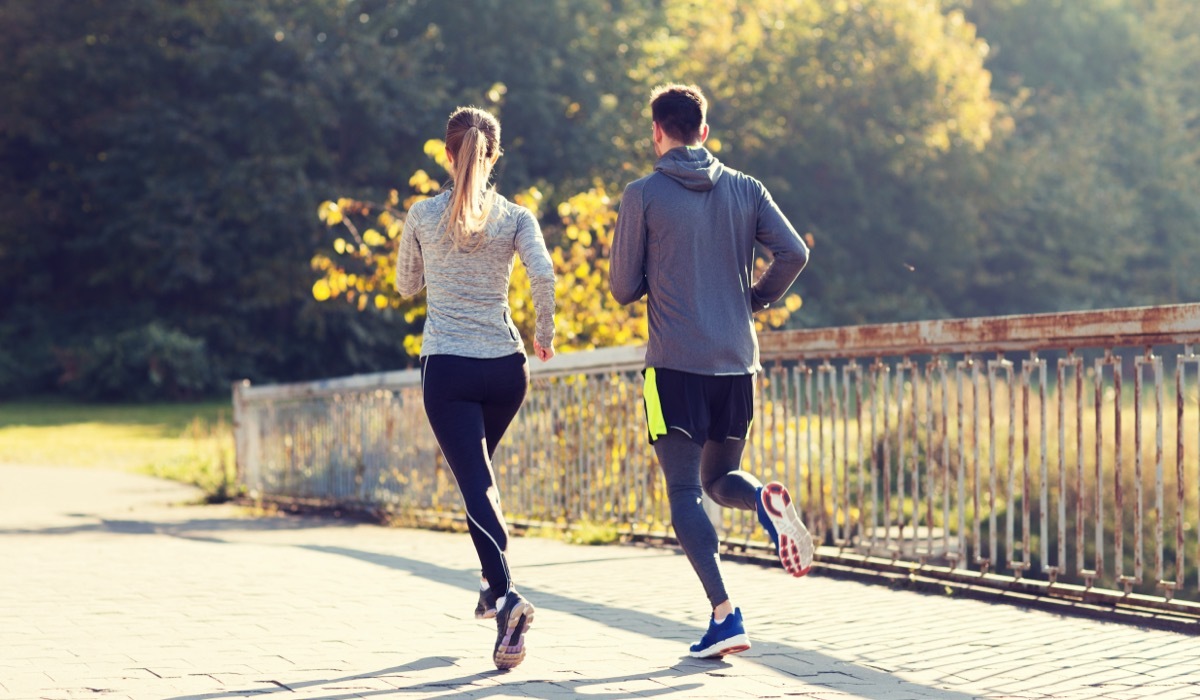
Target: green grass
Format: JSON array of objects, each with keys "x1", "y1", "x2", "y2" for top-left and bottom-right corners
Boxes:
[{"x1": 0, "y1": 398, "x2": 237, "y2": 500}]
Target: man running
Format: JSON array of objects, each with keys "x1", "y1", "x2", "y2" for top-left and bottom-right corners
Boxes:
[{"x1": 609, "y1": 83, "x2": 813, "y2": 659}]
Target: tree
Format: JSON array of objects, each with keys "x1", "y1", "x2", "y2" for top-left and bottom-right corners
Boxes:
[
  {"x1": 635, "y1": 0, "x2": 1004, "y2": 326},
  {"x1": 0, "y1": 0, "x2": 664, "y2": 397},
  {"x1": 959, "y1": 0, "x2": 1200, "y2": 313}
]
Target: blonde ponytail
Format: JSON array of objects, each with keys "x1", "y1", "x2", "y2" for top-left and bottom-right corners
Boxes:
[{"x1": 440, "y1": 108, "x2": 501, "y2": 252}]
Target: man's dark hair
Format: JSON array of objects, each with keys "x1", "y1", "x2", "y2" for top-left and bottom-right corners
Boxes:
[{"x1": 650, "y1": 83, "x2": 707, "y2": 144}]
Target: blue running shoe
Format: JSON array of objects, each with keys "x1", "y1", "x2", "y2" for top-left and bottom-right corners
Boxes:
[
  {"x1": 757, "y1": 482, "x2": 814, "y2": 577},
  {"x1": 689, "y1": 608, "x2": 751, "y2": 659}
]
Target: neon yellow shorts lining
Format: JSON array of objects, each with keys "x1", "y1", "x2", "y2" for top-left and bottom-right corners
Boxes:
[{"x1": 642, "y1": 367, "x2": 669, "y2": 440}]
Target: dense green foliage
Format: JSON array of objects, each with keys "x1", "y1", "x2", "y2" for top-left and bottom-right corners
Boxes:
[{"x1": 2, "y1": 0, "x2": 1197, "y2": 399}]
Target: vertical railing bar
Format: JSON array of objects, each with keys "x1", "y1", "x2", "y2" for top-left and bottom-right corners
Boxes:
[
  {"x1": 1022, "y1": 355, "x2": 1032, "y2": 576},
  {"x1": 621, "y1": 375, "x2": 632, "y2": 525},
  {"x1": 628, "y1": 373, "x2": 640, "y2": 528},
  {"x1": 770, "y1": 363, "x2": 781, "y2": 488},
  {"x1": 869, "y1": 360, "x2": 880, "y2": 550},
  {"x1": 1115, "y1": 353, "x2": 1126, "y2": 590},
  {"x1": 828, "y1": 361, "x2": 839, "y2": 544},
  {"x1": 526, "y1": 379, "x2": 538, "y2": 521},
  {"x1": 882, "y1": 360, "x2": 893, "y2": 553},
  {"x1": 1094, "y1": 356, "x2": 1106, "y2": 580},
  {"x1": 909, "y1": 359, "x2": 920, "y2": 554},
  {"x1": 529, "y1": 377, "x2": 540, "y2": 522},
  {"x1": 842, "y1": 362, "x2": 853, "y2": 549},
  {"x1": 600, "y1": 377, "x2": 611, "y2": 523},
  {"x1": 1191, "y1": 345, "x2": 1200, "y2": 591},
  {"x1": 611, "y1": 376, "x2": 622, "y2": 524},
  {"x1": 853, "y1": 362, "x2": 866, "y2": 551},
  {"x1": 924, "y1": 359, "x2": 938, "y2": 559},
  {"x1": 942, "y1": 358, "x2": 952, "y2": 562},
  {"x1": 897, "y1": 359, "x2": 908, "y2": 545},
  {"x1": 1175, "y1": 348, "x2": 1188, "y2": 594},
  {"x1": 1153, "y1": 352, "x2": 1165, "y2": 590},
  {"x1": 986, "y1": 359, "x2": 996, "y2": 570},
  {"x1": 968, "y1": 355, "x2": 980, "y2": 570},
  {"x1": 1057, "y1": 356, "x2": 1068, "y2": 577},
  {"x1": 1071, "y1": 352, "x2": 1092, "y2": 583},
  {"x1": 817, "y1": 364, "x2": 828, "y2": 543},
  {"x1": 590, "y1": 376, "x2": 601, "y2": 523},
  {"x1": 1032, "y1": 354, "x2": 1050, "y2": 578},
  {"x1": 825, "y1": 363, "x2": 840, "y2": 544},
  {"x1": 955, "y1": 355, "x2": 968, "y2": 569},
  {"x1": 805, "y1": 364, "x2": 816, "y2": 535},
  {"x1": 627, "y1": 374, "x2": 640, "y2": 532},
  {"x1": 748, "y1": 371, "x2": 759, "y2": 483},
  {"x1": 772, "y1": 362, "x2": 782, "y2": 509},
  {"x1": 1134, "y1": 352, "x2": 1146, "y2": 585},
  {"x1": 589, "y1": 376, "x2": 600, "y2": 523},
  {"x1": 634, "y1": 373, "x2": 648, "y2": 533},
  {"x1": 789, "y1": 365, "x2": 802, "y2": 528},
  {"x1": 554, "y1": 378, "x2": 567, "y2": 524},
  {"x1": 1005, "y1": 362, "x2": 1014, "y2": 574},
  {"x1": 782, "y1": 363, "x2": 792, "y2": 538},
  {"x1": 579, "y1": 378, "x2": 589, "y2": 523}
]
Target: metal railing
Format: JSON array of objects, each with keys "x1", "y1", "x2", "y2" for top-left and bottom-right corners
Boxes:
[{"x1": 233, "y1": 303, "x2": 1200, "y2": 615}]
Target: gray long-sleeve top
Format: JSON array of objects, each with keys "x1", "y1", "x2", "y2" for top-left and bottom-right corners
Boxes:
[
  {"x1": 610, "y1": 146, "x2": 808, "y2": 374},
  {"x1": 395, "y1": 190, "x2": 556, "y2": 358}
]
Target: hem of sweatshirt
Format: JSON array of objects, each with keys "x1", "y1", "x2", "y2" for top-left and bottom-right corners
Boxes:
[
  {"x1": 420, "y1": 344, "x2": 527, "y2": 360},
  {"x1": 642, "y1": 360, "x2": 762, "y2": 377}
]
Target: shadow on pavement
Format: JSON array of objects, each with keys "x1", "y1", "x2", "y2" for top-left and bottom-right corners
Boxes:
[
  {"x1": 163, "y1": 656, "x2": 710, "y2": 700},
  {"x1": 284, "y1": 545, "x2": 981, "y2": 700},
  {"x1": 0, "y1": 513, "x2": 359, "y2": 539}
]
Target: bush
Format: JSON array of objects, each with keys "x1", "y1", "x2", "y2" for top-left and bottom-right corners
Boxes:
[
  {"x1": 58, "y1": 323, "x2": 216, "y2": 401},
  {"x1": 0, "y1": 313, "x2": 59, "y2": 398}
]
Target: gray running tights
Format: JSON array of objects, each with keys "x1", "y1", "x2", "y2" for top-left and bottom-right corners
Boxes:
[{"x1": 653, "y1": 430, "x2": 763, "y2": 607}]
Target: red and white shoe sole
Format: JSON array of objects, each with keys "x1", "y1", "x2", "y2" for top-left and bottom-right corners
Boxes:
[
  {"x1": 690, "y1": 634, "x2": 752, "y2": 659},
  {"x1": 761, "y1": 482, "x2": 814, "y2": 577}
]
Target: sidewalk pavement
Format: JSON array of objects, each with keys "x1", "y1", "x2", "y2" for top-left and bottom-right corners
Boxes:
[{"x1": 2, "y1": 464, "x2": 1198, "y2": 700}]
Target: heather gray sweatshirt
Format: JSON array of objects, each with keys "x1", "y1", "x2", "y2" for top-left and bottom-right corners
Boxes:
[
  {"x1": 395, "y1": 190, "x2": 556, "y2": 358},
  {"x1": 610, "y1": 146, "x2": 808, "y2": 374}
]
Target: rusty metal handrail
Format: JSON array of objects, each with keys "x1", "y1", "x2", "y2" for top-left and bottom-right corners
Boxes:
[{"x1": 761, "y1": 303, "x2": 1200, "y2": 359}]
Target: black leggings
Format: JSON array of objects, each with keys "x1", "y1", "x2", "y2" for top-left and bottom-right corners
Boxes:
[
  {"x1": 421, "y1": 353, "x2": 528, "y2": 596},
  {"x1": 653, "y1": 430, "x2": 763, "y2": 607}
]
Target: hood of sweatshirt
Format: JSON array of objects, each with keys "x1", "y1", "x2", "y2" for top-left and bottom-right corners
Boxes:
[{"x1": 654, "y1": 146, "x2": 723, "y2": 192}]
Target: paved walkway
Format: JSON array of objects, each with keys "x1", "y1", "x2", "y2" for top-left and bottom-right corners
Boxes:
[{"x1": 2, "y1": 464, "x2": 1198, "y2": 700}]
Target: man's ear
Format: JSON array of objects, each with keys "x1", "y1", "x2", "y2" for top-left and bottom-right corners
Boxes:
[
  {"x1": 698, "y1": 123, "x2": 709, "y2": 144},
  {"x1": 652, "y1": 121, "x2": 663, "y2": 144}
]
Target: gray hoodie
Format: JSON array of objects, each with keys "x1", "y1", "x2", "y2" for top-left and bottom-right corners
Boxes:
[{"x1": 610, "y1": 146, "x2": 808, "y2": 374}]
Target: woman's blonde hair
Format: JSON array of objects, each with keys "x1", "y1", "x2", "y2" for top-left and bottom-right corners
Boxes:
[{"x1": 440, "y1": 107, "x2": 502, "y2": 251}]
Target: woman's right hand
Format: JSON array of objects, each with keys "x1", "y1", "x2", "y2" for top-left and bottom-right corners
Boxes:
[{"x1": 533, "y1": 340, "x2": 555, "y2": 362}]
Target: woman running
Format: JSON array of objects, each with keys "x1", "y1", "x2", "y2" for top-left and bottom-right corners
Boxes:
[{"x1": 395, "y1": 106, "x2": 556, "y2": 670}]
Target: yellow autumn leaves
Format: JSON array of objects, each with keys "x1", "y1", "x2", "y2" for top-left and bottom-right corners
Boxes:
[{"x1": 312, "y1": 141, "x2": 803, "y2": 357}]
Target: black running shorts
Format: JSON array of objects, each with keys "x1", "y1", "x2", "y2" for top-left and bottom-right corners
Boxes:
[{"x1": 641, "y1": 367, "x2": 755, "y2": 446}]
